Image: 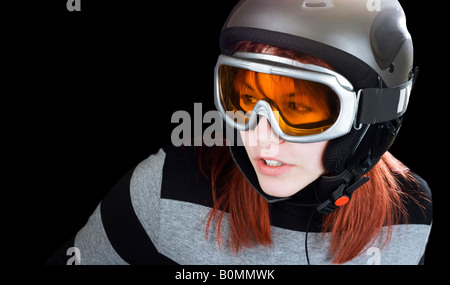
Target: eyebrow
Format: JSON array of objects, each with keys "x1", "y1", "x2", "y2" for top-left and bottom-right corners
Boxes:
[
  {"x1": 243, "y1": 81, "x2": 297, "y2": 100},
  {"x1": 246, "y1": 81, "x2": 270, "y2": 100},
  {"x1": 243, "y1": 83, "x2": 255, "y2": 91}
]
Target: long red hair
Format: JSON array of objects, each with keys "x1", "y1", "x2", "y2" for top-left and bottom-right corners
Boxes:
[{"x1": 202, "y1": 42, "x2": 420, "y2": 264}]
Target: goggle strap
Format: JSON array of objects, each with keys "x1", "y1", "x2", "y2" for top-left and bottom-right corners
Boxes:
[{"x1": 356, "y1": 76, "x2": 414, "y2": 125}]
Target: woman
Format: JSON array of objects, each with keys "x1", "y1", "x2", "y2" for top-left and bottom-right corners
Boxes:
[{"x1": 46, "y1": 0, "x2": 432, "y2": 265}]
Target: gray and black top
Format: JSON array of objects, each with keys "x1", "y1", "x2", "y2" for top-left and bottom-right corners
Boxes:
[{"x1": 46, "y1": 146, "x2": 432, "y2": 265}]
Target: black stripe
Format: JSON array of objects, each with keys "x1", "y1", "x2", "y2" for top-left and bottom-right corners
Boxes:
[
  {"x1": 160, "y1": 146, "x2": 213, "y2": 208},
  {"x1": 100, "y1": 167, "x2": 176, "y2": 265}
]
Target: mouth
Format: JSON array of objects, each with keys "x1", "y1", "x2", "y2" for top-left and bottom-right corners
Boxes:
[
  {"x1": 262, "y1": 159, "x2": 286, "y2": 167},
  {"x1": 255, "y1": 157, "x2": 293, "y2": 176}
]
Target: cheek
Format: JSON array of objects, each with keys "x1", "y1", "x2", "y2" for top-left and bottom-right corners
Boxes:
[
  {"x1": 290, "y1": 141, "x2": 328, "y2": 173},
  {"x1": 296, "y1": 141, "x2": 328, "y2": 164},
  {"x1": 277, "y1": 142, "x2": 329, "y2": 196},
  {"x1": 257, "y1": 141, "x2": 329, "y2": 198}
]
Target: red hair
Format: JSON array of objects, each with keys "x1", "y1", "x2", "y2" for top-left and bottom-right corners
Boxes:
[
  {"x1": 202, "y1": 42, "x2": 421, "y2": 264},
  {"x1": 203, "y1": 146, "x2": 272, "y2": 250},
  {"x1": 201, "y1": 146, "x2": 418, "y2": 264}
]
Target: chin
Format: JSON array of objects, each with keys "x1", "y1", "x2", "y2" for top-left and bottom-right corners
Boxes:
[
  {"x1": 257, "y1": 174, "x2": 309, "y2": 198},
  {"x1": 257, "y1": 172, "x2": 318, "y2": 198}
]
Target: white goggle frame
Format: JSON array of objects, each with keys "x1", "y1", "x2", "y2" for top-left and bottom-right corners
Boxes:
[{"x1": 214, "y1": 52, "x2": 359, "y2": 143}]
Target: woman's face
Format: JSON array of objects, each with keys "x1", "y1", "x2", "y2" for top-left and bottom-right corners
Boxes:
[{"x1": 237, "y1": 69, "x2": 329, "y2": 198}]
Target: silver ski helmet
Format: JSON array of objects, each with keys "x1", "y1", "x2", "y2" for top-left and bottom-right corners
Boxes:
[{"x1": 220, "y1": 0, "x2": 416, "y2": 176}]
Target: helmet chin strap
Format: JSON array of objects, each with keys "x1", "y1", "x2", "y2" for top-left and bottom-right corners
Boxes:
[
  {"x1": 314, "y1": 124, "x2": 372, "y2": 214},
  {"x1": 314, "y1": 171, "x2": 370, "y2": 214}
]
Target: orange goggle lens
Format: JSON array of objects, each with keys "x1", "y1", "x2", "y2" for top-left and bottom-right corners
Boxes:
[{"x1": 219, "y1": 65, "x2": 341, "y2": 136}]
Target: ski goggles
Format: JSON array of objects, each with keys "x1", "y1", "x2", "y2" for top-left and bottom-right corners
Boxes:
[{"x1": 214, "y1": 52, "x2": 414, "y2": 143}]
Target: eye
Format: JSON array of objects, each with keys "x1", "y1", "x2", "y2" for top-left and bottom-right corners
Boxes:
[
  {"x1": 241, "y1": 94, "x2": 259, "y2": 104},
  {"x1": 288, "y1": 101, "x2": 312, "y2": 113}
]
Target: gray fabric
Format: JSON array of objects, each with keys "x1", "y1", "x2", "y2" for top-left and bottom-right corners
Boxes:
[
  {"x1": 130, "y1": 149, "x2": 166, "y2": 253},
  {"x1": 74, "y1": 149, "x2": 431, "y2": 265},
  {"x1": 155, "y1": 198, "x2": 430, "y2": 265},
  {"x1": 129, "y1": 150, "x2": 431, "y2": 265},
  {"x1": 74, "y1": 205, "x2": 128, "y2": 265}
]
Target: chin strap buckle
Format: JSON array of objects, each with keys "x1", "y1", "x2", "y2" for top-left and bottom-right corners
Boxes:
[{"x1": 317, "y1": 176, "x2": 370, "y2": 215}]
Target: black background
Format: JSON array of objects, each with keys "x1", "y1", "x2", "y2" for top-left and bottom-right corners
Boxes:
[{"x1": 6, "y1": 0, "x2": 445, "y2": 275}]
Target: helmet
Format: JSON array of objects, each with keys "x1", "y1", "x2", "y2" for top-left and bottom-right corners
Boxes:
[
  {"x1": 221, "y1": 0, "x2": 414, "y2": 89},
  {"x1": 221, "y1": 0, "x2": 418, "y2": 213}
]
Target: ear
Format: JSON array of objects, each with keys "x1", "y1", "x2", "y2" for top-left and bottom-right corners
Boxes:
[{"x1": 324, "y1": 128, "x2": 366, "y2": 175}]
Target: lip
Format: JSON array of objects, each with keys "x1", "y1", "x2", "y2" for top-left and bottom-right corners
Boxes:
[{"x1": 255, "y1": 157, "x2": 294, "y2": 176}]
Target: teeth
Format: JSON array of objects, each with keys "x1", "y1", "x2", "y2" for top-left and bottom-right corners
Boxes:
[{"x1": 264, "y1": 159, "x2": 285, "y2": 167}]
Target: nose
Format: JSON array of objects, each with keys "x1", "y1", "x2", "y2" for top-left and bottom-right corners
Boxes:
[{"x1": 253, "y1": 116, "x2": 284, "y2": 146}]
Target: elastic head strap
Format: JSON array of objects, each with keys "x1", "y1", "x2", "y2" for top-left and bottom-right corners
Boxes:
[{"x1": 357, "y1": 67, "x2": 418, "y2": 125}]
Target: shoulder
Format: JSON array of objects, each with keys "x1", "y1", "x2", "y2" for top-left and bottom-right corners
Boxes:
[
  {"x1": 129, "y1": 146, "x2": 215, "y2": 263},
  {"x1": 85, "y1": 146, "x2": 213, "y2": 264},
  {"x1": 62, "y1": 147, "x2": 213, "y2": 265},
  {"x1": 373, "y1": 172, "x2": 433, "y2": 264},
  {"x1": 396, "y1": 172, "x2": 433, "y2": 225},
  {"x1": 129, "y1": 148, "x2": 167, "y2": 242},
  {"x1": 131, "y1": 146, "x2": 214, "y2": 215},
  {"x1": 130, "y1": 148, "x2": 167, "y2": 217}
]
